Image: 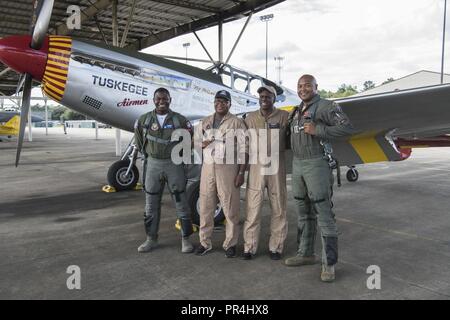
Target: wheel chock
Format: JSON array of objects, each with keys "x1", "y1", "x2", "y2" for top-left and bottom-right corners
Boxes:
[
  {"x1": 175, "y1": 219, "x2": 199, "y2": 233},
  {"x1": 102, "y1": 185, "x2": 117, "y2": 193},
  {"x1": 102, "y1": 184, "x2": 142, "y2": 193}
]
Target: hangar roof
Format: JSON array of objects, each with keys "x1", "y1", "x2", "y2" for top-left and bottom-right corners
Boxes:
[
  {"x1": 351, "y1": 70, "x2": 450, "y2": 97},
  {"x1": 0, "y1": 0, "x2": 284, "y2": 96}
]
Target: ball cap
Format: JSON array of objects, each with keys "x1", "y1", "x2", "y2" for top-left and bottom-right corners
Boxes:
[
  {"x1": 214, "y1": 90, "x2": 231, "y2": 101},
  {"x1": 257, "y1": 85, "x2": 277, "y2": 97}
]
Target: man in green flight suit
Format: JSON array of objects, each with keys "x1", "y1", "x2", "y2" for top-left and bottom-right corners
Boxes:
[
  {"x1": 284, "y1": 75, "x2": 355, "y2": 282},
  {"x1": 134, "y1": 87, "x2": 194, "y2": 254}
]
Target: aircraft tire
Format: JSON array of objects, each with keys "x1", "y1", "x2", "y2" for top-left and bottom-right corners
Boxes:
[
  {"x1": 107, "y1": 159, "x2": 139, "y2": 191},
  {"x1": 346, "y1": 168, "x2": 359, "y2": 182},
  {"x1": 186, "y1": 180, "x2": 225, "y2": 226}
]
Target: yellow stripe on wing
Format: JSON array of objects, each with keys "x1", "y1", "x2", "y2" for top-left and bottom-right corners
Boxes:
[
  {"x1": 279, "y1": 105, "x2": 296, "y2": 112},
  {"x1": 349, "y1": 132, "x2": 388, "y2": 163}
]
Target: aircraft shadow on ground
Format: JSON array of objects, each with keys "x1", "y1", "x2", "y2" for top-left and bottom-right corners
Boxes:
[{"x1": 0, "y1": 190, "x2": 142, "y2": 218}]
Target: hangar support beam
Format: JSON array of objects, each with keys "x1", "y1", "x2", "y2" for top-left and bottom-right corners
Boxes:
[
  {"x1": 218, "y1": 20, "x2": 223, "y2": 63},
  {"x1": 150, "y1": 0, "x2": 220, "y2": 14},
  {"x1": 193, "y1": 31, "x2": 216, "y2": 66},
  {"x1": 225, "y1": 12, "x2": 252, "y2": 64},
  {"x1": 128, "y1": 0, "x2": 280, "y2": 50},
  {"x1": 94, "y1": 15, "x2": 109, "y2": 45},
  {"x1": 120, "y1": 0, "x2": 137, "y2": 48}
]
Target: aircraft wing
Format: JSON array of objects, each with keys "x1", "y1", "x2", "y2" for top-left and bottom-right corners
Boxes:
[{"x1": 330, "y1": 84, "x2": 450, "y2": 166}]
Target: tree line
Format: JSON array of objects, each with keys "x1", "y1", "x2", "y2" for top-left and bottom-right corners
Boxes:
[
  {"x1": 29, "y1": 104, "x2": 87, "y2": 121},
  {"x1": 319, "y1": 77, "x2": 394, "y2": 98}
]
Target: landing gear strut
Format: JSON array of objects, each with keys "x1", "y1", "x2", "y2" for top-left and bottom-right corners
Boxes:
[
  {"x1": 346, "y1": 166, "x2": 359, "y2": 182},
  {"x1": 107, "y1": 142, "x2": 140, "y2": 191}
]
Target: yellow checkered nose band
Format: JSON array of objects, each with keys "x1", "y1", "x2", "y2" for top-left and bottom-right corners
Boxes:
[{"x1": 42, "y1": 36, "x2": 72, "y2": 102}]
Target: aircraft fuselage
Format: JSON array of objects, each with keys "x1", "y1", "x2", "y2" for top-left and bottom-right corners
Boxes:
[{"x1": 35, "y1": 36, "x2": 300, "y2": 131}]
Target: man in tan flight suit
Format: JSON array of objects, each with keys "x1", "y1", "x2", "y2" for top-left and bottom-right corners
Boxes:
[
  {"x1": 242, "y1": 85, "x2": 289, "y2": 260},
  {"x1": 195, "y1": 90, "x2": 248, "y2": 258}
]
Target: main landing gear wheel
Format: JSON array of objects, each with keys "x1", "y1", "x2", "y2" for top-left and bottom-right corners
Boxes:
[
  {"x1": 346, "y1": 167, "x2": 359, "y2": 182},
  {"x1": 107, "y1": 159, "x2": 139, "y2": 191},
  {"x1": 186, "y1": 180, "x2": 225, "y2": 226}
]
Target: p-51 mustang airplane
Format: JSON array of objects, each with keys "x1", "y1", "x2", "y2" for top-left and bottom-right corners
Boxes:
[{"x1": 1, "y1": 0, "x2": 450, "y2": 223}]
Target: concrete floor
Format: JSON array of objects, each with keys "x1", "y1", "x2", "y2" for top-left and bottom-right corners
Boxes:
[{"x1": 0, "y1": 127, "x2": 449, "y2": 300}]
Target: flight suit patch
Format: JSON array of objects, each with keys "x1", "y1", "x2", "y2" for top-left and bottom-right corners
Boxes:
[
  {"x1": 268, "y1": 123, "x2": 280, "y2": 129},
  {"x1": 151, "y1": 123, "x2": 159, "y2": 131},
  {"x1": 302, "y1": 111, "x2": 312, "y2": 120},
  {"x1": 163, "y1": 124, "x2": 174, "y2": 129}
]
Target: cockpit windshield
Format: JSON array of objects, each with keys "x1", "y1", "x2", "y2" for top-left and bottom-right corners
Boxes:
[{"x1": 208, "y1": 63, "x2": 285, "y2": 101}]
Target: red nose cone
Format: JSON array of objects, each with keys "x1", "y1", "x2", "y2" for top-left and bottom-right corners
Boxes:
[{"x1": 0, "y1": 35, "x2": 48, "y2": 82}]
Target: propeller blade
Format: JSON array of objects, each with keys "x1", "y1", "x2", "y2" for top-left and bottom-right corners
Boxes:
[
  {"x1": 15, "y1": 73, "x2": 32, "y2": 167},
  {"x1": 30, "y1": 0, "x2": 54, "y2": 50}
]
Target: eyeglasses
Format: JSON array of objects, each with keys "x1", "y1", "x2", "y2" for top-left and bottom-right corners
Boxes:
[{"x1": 214, "y1": 100, "x2": 229, "y2": 105}]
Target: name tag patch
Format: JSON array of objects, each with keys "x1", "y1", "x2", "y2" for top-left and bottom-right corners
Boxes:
[{"x1": 268, "y1": 123, "x2": 280, "y2": 129}]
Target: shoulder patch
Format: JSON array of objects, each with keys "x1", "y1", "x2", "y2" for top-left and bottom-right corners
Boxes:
[{"x1": 332, "y1": 103, "x2": 343, "y2": 113}]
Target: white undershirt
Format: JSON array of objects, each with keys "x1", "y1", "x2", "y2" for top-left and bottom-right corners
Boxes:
[{"x1": 156, "y1": 114, "x2": 168, "y2": 127}]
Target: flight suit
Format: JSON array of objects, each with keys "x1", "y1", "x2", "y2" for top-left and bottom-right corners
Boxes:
[
  {"x1": 289, "y1": 94, "x2": 354, "y2": 266},
  {"x1": 243, "y1": 108, "x2": 289, "y2": 255},
  {"x1": 198, "y1": 112, "x2": 247, "y2": 250},
  {"x1": 134, "y1": 109, "x2": 193, "y2": 241}
]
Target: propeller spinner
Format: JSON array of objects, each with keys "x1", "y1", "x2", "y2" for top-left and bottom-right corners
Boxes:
[{"x1": 0, "y1": 0, "x2": 55, "y2": 166}]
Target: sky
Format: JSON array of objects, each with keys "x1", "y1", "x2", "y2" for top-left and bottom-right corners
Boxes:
[{"x1": 144, "y1": 0, "x2": 448, "y2": 92}]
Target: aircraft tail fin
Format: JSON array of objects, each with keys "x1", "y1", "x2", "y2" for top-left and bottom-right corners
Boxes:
[{"x1": 0, "y1": 115, "x2": 20, "y2": 136}]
